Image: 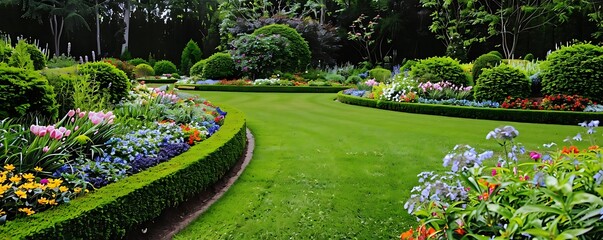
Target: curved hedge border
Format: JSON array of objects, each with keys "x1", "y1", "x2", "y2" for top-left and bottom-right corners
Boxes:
[
  {"x1": 337, "y1": 92, "x2": 603, "y2": 125},
  {"x1": 175, "y1": 84, "x2": 349, "y2": 93},
  {"x1": 0, "y1": 104, "x2": 247, "y2": 239},
  {"x1": 137, "y1": 78, "x2": 179, "y2": 84}
]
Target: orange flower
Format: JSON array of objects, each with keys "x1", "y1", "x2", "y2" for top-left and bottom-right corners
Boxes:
[
  {"x1": 454, "y1": 228, "x2": 466, "y2": 236},
  {"x1": 561, "y1": 146, "x2": 579, "y2": 154},
  {"x1": 400, "y1": 228, "x2": 413, "y2": 240},
  {"x1": 589, "y1": 145, "x2": 599, "y2": 151}
]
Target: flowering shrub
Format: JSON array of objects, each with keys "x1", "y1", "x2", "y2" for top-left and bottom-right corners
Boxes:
[
  {"x1": 417, "y1": 81, "x2": 472, "y2": 100},
  {"x1": 501, "y1": 94, "x2": 594, "y2": 111},
  {"x1": 402, "y1": 121, "x2": 603, "y2": 239},
  {"x1": 381, "y1": 82, "x2": 418, "y2": 103},
  {"x1": 253, "y1": 78, "x2": 294, "y2": 86},
  {"x1": 418, "y1": 98, "x2": 500, "y2": 108}
]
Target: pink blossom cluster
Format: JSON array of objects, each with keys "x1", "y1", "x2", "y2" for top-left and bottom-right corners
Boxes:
[
  {"x1": 153, "y1": 88, "x2": 179, "y2": 102},
  {"x1": 30, "y1": 125, "x2": 72, "y2": 140},
  {"x1": 364, "y1": 79, "x2": 379, "y2": 87},
  {"x1": 418, "y1": 81, "x2": 472, "y2": 93},
  {"x1": 68, "y1": 109, "x2": 115, "y2": 125}
]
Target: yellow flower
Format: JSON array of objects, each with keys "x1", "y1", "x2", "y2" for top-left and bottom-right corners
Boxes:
[
  {"x1": 34, "y1": 166, "x2": 43, "y2": 172},
  {"x1": 84, "y1": 189, "x2": 89, "y2": 193},
  {"x1": 4, "y1": 164, "x2": 15, "y2": 172},
  {"x1": 0, "y1": 209, "x2": 5, "y2": 216},
  {"x1": 9, "y1": 175, "x2": 22, "y2": 183},
  {"x1": 47, "y1": 179, "x2": 63, "y2": 189},
  {"x1": 48, "y1": 199, "x2": 57, "y2": 205},
  {"x1": 73, "y1": 187, "x2": 82, "y2": 193},
  {"x1": 22, "y1": 173, "x2": 35, "y2": 181},
  {"x1": 18, "y1": 208, "x2": 35, "y2": 216},
  {"x1": 0, "y1": 184, "x2": 9, "y2": 195},
  {"x1": 20, "y1": 182, "x2": 37, "y2": 190},
  {"x1": 59, "y1": 186, "x2": 68, "y2": 193},
  {"x1": 0, "y1": 174, "x2": 6, "y2": 183},
  {"x1": 38, "y1": 197, "x2": 49, "y2": 205},
  {"x1": 15, "y1": 190, "x2": 27, "y2": 199}
]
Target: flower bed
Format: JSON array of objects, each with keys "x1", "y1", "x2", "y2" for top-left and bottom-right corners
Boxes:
[
  {"x1": 175, "y1": 84, "x2": 349, "y2": 93},
  {"x1": 0, "y1": 104, "x2": 247, "y2": 239},
  {"x1": 400, "y1": 122, "x2": 603, "y2": 239},
  {"x1": 337, "y1": 92, "x2": 603, "y2": 125}
]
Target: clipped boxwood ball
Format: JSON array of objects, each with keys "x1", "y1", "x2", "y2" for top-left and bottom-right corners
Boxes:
[
  {"x1": 26, "y1": 44, "x2": 46, "y2": 70},
  {"x1": 0, "y1": 64, "x2": 58, "y2": 119},
  {"x1": 472, "y1": 54, "x2": 502, "y2": 80},
  {"x1": 488, "y1": 50, "x2": 503, "y2": 59},
  {"x1": 154, "y1": 60, "x2": 178, "y2": 75},
  {"x1": 190, "y1": 60, "x2": 206, "y2": 77},
  {"x1": 133, "y1": 63, "x2": 155, "y2": 78},
  {"x1": 474, "y1": 64, "x2": 530, "y2": 102},
  {"x1": 540, "y1": 43, "x2": 603, "y2": 102},
  {"x1": 410, "y1": 56, "x2": 471, "y2": 86},
  {"x1": 78, "y1": 62, "x2": 131, "y2": 104},
  {"x1": 202, "y1": 52, "x2": 235, "y2": 79}
]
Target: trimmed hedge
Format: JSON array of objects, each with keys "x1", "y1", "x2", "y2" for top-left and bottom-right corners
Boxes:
[
  {"x1": 0, "y1": 105, "x2": 247, "y2": 239},
  {"x1": 337, "y1": 92, "x2": 603, "y2": 125},
  {"x1": 176, "y1": 84, "x2": 349, "y2": 93},
  {"x1": 136, "y1": 78, "x2": 179, "y2": 84}
]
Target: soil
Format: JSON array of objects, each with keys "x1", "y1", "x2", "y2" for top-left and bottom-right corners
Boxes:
[{"x1": 123, "y1": 129, "x2": 255, "y2": 240}]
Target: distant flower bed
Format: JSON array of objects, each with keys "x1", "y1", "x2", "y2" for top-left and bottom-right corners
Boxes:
[
  {"x1": 178, "y1": 78, "x2": 348, "y2": 87},
  {"x1": 0, "y1": 84, "x2": 226, "y2": 223}
]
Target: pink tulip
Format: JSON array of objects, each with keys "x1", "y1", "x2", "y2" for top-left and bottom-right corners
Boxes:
[
  {"x1": 74, "y1": 126, "x2": 79, "y2": 131},
  {"x1": 46, "y1": 125, "x2": 55, "y2": 132},
  {"x1": 79, "y1": 112, "x2": 86, "y2": 118},
  {"x1": 90, "y1": 116, "x2": 103, "y2": 125},
  {"x1": 50, "y1": 129, "x2": 63, "y2": 140},
  {"x1": 71, "y1": 117, "x2": 75, "y2": 123},
  {"x1": 39, "y1": 130, "x2": 47, "y2": 137},
  {"x1": 30, "y1": 125, "x2": 40, "y2": 135},
  {"x1": 64, "y1": 130, "x2": 71, "y2": 137},
  {"x1": 67, "y1": 110, "x2": 76, "y2": 117},
  {"x1": 76, "y1": 108, "x2": 81, "y2": 114},
  {"x1": 59, "y1": 127, "x2": 67, "y2": 133},
  {"x1": 43, "y1": 146, "x2": 50, "y2": 153}
]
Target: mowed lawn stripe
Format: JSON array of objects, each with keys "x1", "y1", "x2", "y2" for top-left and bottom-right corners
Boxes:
[{"x1": 175, "y1": 92, "x2": 583, "y2": 239}]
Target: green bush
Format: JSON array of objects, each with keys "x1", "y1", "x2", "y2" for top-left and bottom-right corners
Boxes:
[
  {"x1": 540, "y1": 43, "x2": 603, "y2": 101},
  {"x1": 410, "y1": 57, "x2": 470, "y2": 86},
  {"x1": 43, "y1": 71, "x2": 77, "y2": 115},
  {"x1": 171, "y1": 73, "x2": 180, "y2": 79},
  {"x1": 102, "y1": 58, "x2": 134, "y2": 79},
  {"x1": 0, "y1": 38, "x2": 11, "y2": 63},
  {"x1": 346, "y1": 75, "x2": 363, "y2": 84},
  {"x1": 474, "y1": 64, "x2": 530, "y2": 102},
  {"x1": 120, "y1": 48, "x2": 132, "y2": 61},
  {"x1": 253, "y1": 24, "x2": 311, "y2": 72},
  {"x1": 180, "y1": 39, "x2": 203, "y2": 75},
  {"x1": 471, "y1": 53, "x2": 502, "y2": 80},
  {"x1": 78, "y1": 62, "x2": 131, "y2": 104},
  {"x1": 8, "y1": 40, "x2": 34, "y2": 70},
  {"x1": 189, "y1": 60, "x2": 206, "y2": 77},
  {"x1": 202, "y1": 52, "x2": 235, "y2": 79},
  {"x1": 0, "y1": 64, "x2": 58, "y2": 119},
  {"x1": 301, "y1": 69, "x2": 326, "y2": 80},
  {"x1": 154, "y1": 60, "x2": 178, "y2": 75},
  {"x1": 325, "y1": 73, "x2": 345, "y2": 83},
  {"x1": 47, "y1": 54, "x2": 77, "y2": 68},
  {"x1": 401, "y1": 60, "x2": 418, "y2": 71},
  {"x1": 127, "y1": 58, "x2": 148, "y2": 66},
  {"x1": 488, "y1": 50, "x2": 503, "y2": 59},
  {"x1": 25, "y1": 43, "x2": 46, "y2": 70},
  {"x1": 133, "y1": 63, "x2": 155, "y2": 78},
  {"x1": 369, "y1": 67, "x2": 392, "y2": 82},
  {"x1": 524, "y1": 53, "x2": 534, "y2": 61}
]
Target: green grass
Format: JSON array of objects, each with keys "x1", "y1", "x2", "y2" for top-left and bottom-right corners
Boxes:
[{"x1": 174, "y1": 92, "x2": 588, "y2": 239}]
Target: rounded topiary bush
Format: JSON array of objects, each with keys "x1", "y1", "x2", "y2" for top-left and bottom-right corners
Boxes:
[
  {"x1": 540, "y1": 43, "x2": 603, "y2": 101},
  {"x1": 133, "y1": 63, "x2": 155, "y2": 78},
  {"x1": 325, "y1": 73, "x2": 345, "y2": 83},
  {"x1": 154, "y1": 60, "x2": 178, "y2": 75},
  {"x1": 369, "y1": 67, "x2": 392, "y2": 82},
  {"x1": 401, "y1": 60, "x2": 418, "y2": 71},
  {"x1": 473, "y1": 64, "x2": 530, "y2": 102},
  {"x1": 253, "y1": 24, "x2": 311, "y2": 72},
  {"x1": 25, "y1": 44, "x2": 46, "y2": 70},
  {"x1": 190, "y1": 60, "x2": 206, "y2": 77},
  {"x1": 0, "y1": 64, "x2": 58, "y2": 119},
  {"x1": 410, "y1": 56, "x2": 471, "y2": 86},
  {"x1": 78, "y1": 62, "x2": 131, "y2": 104},
  {"x1": 472, "y1": 53, "x2": 502, "y2": 80},
  {"x1": 488, "y1": 50, "x2": 503, "y2": 59},
  {"x1": 202, "y1": 52, "x2": 235, "y2": 79},
  {"x1": 346, "y1": 75, "x2": 362, "y2": 84},
  {"x1": 524, "y1": 53, "x2": 534, "y2": 61},
  {"x1": 128, "y1": 58, "x2": 149, "y2": 67}
]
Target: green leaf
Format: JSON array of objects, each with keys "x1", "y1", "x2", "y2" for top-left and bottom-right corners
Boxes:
[
  {"x1": 487, "y1": 204, "x2": 512, "y2": 219},
  {"x1": 522, "y1": 228, "x2": 551, "y2": 238},
  {"x1": 555, "y1": 228, "x2": 593, "y2": 240},
  {"x1": 569, "y1": 192, "x2": 603, "y2": 207},
  {"x1": 515, "y1": 205, "x2": 564, "y2": 216}
]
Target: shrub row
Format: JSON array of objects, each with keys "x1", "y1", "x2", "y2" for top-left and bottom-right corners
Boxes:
[
  {"x1": 337, "y1": 92, "x2": 603, "y2": 125},
  {"x1": 137, "y1": 78, "x2": 179, "y2": 84},
  {"x1": 0, "y1": 105, "x2": 247, "y2": 239},
  {"x1": 176, "y1": 84, "x2": 349, "y2": 93}
]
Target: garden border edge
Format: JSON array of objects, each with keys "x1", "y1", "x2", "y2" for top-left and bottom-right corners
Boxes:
[
  {"x1": 336, "y1": 91, "x2": 603, "y2": 125},
  {"x1": 175, "y1": 84, "x2": 349, "y2": 93},
  {"x1": 0, "y1": 104, "x2": 247, "y2": 239}
]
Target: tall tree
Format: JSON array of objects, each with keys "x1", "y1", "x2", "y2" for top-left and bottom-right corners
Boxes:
[
  {"x1": 0, "y1": 0, "x2": 91, "y2": 56},
  {"x1": 476, "y1": 0, "x2": 581, "y2": 58}
]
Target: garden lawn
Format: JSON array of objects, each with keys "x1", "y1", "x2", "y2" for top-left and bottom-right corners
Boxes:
[{"x1": 174, "y1": 92, "x2": 588, "y2": 239}]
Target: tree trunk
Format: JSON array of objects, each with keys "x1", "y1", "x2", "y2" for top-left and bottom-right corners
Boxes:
[
  {"x1": 49, "y1": 15, "x2": 64, "y2": 57},
  {"x1": 96, "y1": 0, "x2": 101, "y2": 56},
  {"x1": 121, "y1": 0, "x2": 131, "y2": 55}
]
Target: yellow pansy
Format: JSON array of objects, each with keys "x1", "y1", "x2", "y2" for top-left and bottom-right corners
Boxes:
[
  {"x1": 73, "y1": 187, "x2": 82, "y2": 194},
  {"x1": 4, "y1": 164, "x2": 15, "y2": 172},
  {"x1": 9, "y1": 175, "x2": 22, "y2": 183},
  {"x1": 47, "y1": 179, "x2": 63, "y2": 189},
  {"x1": 0, "y1": 174, "x2": 6, "y2": 183},
  {"x1": 59, "y1": 186, "x2": 68, "y2": 193},
  {"x1": 20, "y1": 182, "x2": 37, "y2": 190},
  {"x1": 18, "y1": 208, "x2": 35, "y2": 216},
  {"x1": 48, "y1": 199, "x2": 57, "y2": 205},
  {"x1": 34, "y1": 166, "x2": 43, "y2": 172},
  {"x1": 22, "y1": 173, "x2": 35, "y2": 181},
  {"x1": 15, "y1": 190, "x2": 27, "y2": 199},
  {"x1": 38, "y1": 197, "x2": 49, "y2": 205}
]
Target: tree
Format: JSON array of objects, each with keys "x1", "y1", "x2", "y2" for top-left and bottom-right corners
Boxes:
[
  {"x1": 180, "y1": 39, "x2": 202, "y2": 75},
  {"x1": 586, "y1": 0, "x2": 603, "y2": 39},
  {"x1": 419, "y1": 0, "x2": 489, "y2": 62},
  {"x1": 476, "y1": 0, "x2": 581, "y2": 58},
  {"x1": 0, "y1": 0, "x2": 91, "y2": 56}
]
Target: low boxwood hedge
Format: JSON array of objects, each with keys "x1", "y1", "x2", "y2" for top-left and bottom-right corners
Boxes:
[
  {"x1": 0, "y1": 105, "x2": 247, "y2": 239},
  {"x1": 337, "y1": 92, "x2": 603, "y2": 125},
  {"x1": 137, "y1": 78, "x2": 179, "y2": 84},
  {"x1": 176, "y1": 84, "x2": 349, "y2": 93}
]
